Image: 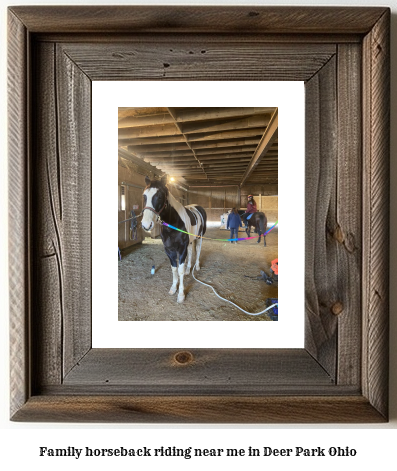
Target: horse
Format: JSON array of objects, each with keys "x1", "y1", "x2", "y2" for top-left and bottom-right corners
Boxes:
[
  {"x1": 241, "y1": 211, "x2": 268, "y2": 246},
  {"x1": 141, "y1": 176, "x2": 207, "y2": 303}
]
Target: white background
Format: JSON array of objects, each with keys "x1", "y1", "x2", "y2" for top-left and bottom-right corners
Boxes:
[
  {"x1": 92, "y1": 81, "x2": 304, "y2": 348},
  {"x1": 1, "y1": 0, "x2": 396, "y2": 470}
]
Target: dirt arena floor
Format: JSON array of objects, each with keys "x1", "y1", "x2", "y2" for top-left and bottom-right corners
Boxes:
[{"x1": 118, "y1": 224, "x2": 278, "y2": 321}]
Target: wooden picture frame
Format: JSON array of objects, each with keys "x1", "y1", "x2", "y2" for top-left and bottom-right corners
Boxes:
[{"x1": 8, "y1": 6, "x2": 390, "y2": 423}]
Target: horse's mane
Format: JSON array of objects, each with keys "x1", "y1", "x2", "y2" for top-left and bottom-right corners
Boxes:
[{"x1": 167, "y1": 190, "x2": 192, "y2": 231}]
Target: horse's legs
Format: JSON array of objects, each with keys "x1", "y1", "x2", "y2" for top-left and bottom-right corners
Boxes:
[
  {"x1": 185, "y1": 242, "x2": 193, "y2": 275},
  {"x1": 169, "y1": 267, "x2": 178, "y2": 295},
  {"x1": 263, "y1": 235, "x2": 267, "y2": 247},
  {"x1": 257, "y1": 233, "x2": 261, "y2": 244},
  {"x1": 177, "y1": 248, "x2": 189, "y2": 303},
  {"x1": 194, "y1": 237, "x2": 203, "y2": 271},
  {"x1": 177, "y1": 263, "x2": 186, "y2": 303},
  {"x1": 165, "y1": 250, "x2": 178, "y2": 295}
]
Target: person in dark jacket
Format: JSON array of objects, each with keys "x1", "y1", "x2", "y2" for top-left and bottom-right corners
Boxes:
[{"x1": 227, "y1": 208, "x2": 242, "y2": 243}]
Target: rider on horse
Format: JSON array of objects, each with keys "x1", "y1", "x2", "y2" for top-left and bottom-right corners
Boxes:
[{"x1": 242, "y1": 195, "x2": 257, "y2": 227}]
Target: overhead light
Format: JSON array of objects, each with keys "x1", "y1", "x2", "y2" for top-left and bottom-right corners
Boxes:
[{"x1": 170, "y1": 177, "x2": 175, "y2": 182}]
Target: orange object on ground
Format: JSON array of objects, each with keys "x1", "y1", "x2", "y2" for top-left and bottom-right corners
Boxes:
[{"x1": 271, "y1": 258, "x2": 278, "y2": 275}]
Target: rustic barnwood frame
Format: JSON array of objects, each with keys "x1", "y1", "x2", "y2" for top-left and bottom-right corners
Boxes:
[{"x1": 8, "y1": 6, "x2": 390, "y2": 423}]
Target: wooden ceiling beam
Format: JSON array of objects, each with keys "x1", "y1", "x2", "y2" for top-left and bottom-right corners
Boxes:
[
  {"x1": 132, "y1": 150, "x2": 195, "y2": 158},
  {"x1": 194, "y1": 152, "x2": 277, "y2": 161},
  {"x1": 195, "y1": 146, "x2": 257, "y2": 156},
  {"x1": 186, "y1": 128, "x2": 266, "y2": 142},
  {"x1": 119, "y1": 135, "x2": 186, "y2": 146},
  {"x1": 119, "y1": 123, "x2": 181, "y2": 139},
  {"x1": 191, "y1": 138, "x2": 261, "y2": 150},
  {"x1": 144, "y1": 158, "x2": 198, "y2": 165},
  {"x1": 180, "y1": 175, "x2": 209, "y2": 180},
  {"x1": 181, "y1": 115, "x2": 270, "y2": 135},
  {"x1": 203, "y1": 162, "x2": 249, "y2": 168},
  {"x1": 173, "y1": 107, "x2": 275, "y2": 123},
  {"x1": 206, "y1": 170, "x2": 244, "y2": 175},
  {"x1": 202, "y1": 164, "x2": 249, "y2": 169},
  {"x1": 193, "y1": 156, "x2": 252, "y2": 163},
  {"x1": 240, "y1": 108, "x2": 278, "y2": 186},
  {"x1": 154, "y1": 164, "x2": 201, "y2": 169},
  {"x1": 118, "y1": 113, "x2": 174, "y2": 128},
  {"x1": 165, "y1": 170, "x2": 205, "y2": 175},
  {"x1": 166, "y1": 107, "x2": 208, "y2": 180},
  {"x1": 183, "y1": 175, "x2": 209, "y2": 179},
  {"x1": 127, "y1": 143, "x2": 190, "y2": 153},
  {"x1": 199, "y1": 158, "x2": 251, "y2": 164}
]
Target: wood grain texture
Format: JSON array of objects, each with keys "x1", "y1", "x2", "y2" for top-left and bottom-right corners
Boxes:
[
  {"x1": 8, "y1": 6, "x2": 390, "y2": 423},
  {"x1": 362, "y1": 10, "x2": 390, "y2": 419},
  {"x1": 32, "y1": 42, "x2": 63, "y2": 387},
  {"x1": 11, "y1": 396, "x2": 385, "y2": 424},
  {"x1": 336, "y1": 44, "x2": 362, "y2": 386},
  {"x1": 58, "y1": 42, "x2": 335, "y2": 82},
  {"x1": 62, "y1": 349, "x2": 333, "y2": 391},
  {"x1": 9, "y1": 6, "x2": 387, "y2": 34},
  {"x1": 304, "y1": 56, "x2": 338, "y2": 378},
  {"x1": 31, "y1": 42, "x2": 92, "y2": 387},
  {"x1": 55, "y1": 45, "x2": 91, "y2": 377},
  {"x1": 8, "y1": 10, "x2": 29, "y2": 418}
]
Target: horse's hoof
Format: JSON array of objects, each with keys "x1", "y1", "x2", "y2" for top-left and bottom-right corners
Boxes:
[
  {"x1": 169, "y1": 287, "x2": 177, "y2": 295},
  {"x1": 177, "y1": 294, "x2": 185, "y2": 303},
  {"x1": 195, "y1": 265, "x2": 200, "y2": 271},
  {"x1": 185, "y1": 268, "x2": 190, "y2": 275}
]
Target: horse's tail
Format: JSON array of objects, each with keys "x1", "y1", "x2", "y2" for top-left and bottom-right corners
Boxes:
[
  {"x1": 258, "y1": 212, "x2": 267, "y2": 234},
  {"x1": 195, "y1": 206, "x2": 207, "y2": 236}
]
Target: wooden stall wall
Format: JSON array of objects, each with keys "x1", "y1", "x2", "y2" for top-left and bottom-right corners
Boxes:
[
  {"x1": 118, "y1": 156, "x2": 162, "y2": 248},
  {"x1": 188, "y1": 184, "x2": 278, "y2": 225},
  {"x1": 188, "y1": 186, "x2": 239, "y2": 223},
  {"x1": 259, "y1": 196, "x2": 278, "y2": 224}
]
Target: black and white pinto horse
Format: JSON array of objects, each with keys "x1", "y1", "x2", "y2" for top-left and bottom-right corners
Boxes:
[
  {"x1": 240, "y1": 210, "x2": 268, "y2": 246},
  {"x1": 141, "y1": 176, "x2": 207, "y2": 303}
]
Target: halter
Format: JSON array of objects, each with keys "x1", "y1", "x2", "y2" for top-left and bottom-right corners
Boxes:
[{"x1": 142, "y1": 200, "x2": 167, "y2": 220}]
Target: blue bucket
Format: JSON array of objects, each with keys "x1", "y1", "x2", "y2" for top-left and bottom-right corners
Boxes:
[{"x1": 266, "y1": 298, "x2": 278, "y2": 320}]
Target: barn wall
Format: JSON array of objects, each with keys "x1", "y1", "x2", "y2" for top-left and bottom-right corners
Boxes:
[
  {"x1": 240, "y1": 184, "x2": 278, "y2": 205},
  {"x1": 188, "y1": 186, "x2": 240, "y2": 223},
  {"x1": 188, "y1": 184, "x2": 278, "y2": 224},
  {"x1": 118, "y1": 156, "x2": 162, "y2": 249}
]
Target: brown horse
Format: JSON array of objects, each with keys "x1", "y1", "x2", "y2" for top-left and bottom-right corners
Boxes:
[{"x1": 240, "y1": 211, "x2": 268, "y2": 246}]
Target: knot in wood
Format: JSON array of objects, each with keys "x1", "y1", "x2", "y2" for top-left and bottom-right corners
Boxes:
[
  {"x1": 331, "y1": 302, "x2": 344, "y2": 316},
  {"x1": 334, "y1": 225, "x2": 344, "y2": 244},
  {"x1": 174, "y1": 351, "x2": 194, "y2": 365}
]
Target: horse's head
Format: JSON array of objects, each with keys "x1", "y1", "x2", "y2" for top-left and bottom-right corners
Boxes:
[{"x1": 141, "y1": 176, "x2": 168, "y2": 231}]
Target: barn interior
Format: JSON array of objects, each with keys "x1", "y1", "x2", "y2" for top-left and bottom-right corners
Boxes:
[{"x1": 118, "y1": 107, "x2": 278, "y2": 321}]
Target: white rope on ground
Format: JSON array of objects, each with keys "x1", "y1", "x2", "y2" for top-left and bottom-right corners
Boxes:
[
  {"x1": 191, "y1": 262, "x2": 278, "y2": 317},
  {"x1": 119, "y1": 208, "x2": 277, "y2": 316}
]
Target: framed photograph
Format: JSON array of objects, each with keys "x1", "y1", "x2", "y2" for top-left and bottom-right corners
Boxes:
[
  {"x1": 94, "y1": 82, "x2": 303, "y2": 348},
  {"x1": 8, "y1": 6, "x2": 390, "y2": 423}
]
